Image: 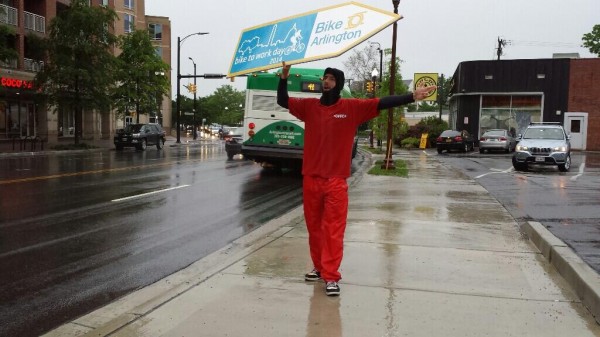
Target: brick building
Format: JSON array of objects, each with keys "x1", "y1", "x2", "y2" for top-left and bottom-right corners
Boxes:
[
  {"x1": 449, "y1": 57, "x2": 600, "y2": 151},
  {"x1": 0, "y1": 0, "x2": 171, "y2": 148}
]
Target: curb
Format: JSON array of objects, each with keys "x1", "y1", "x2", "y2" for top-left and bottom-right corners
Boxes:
[{"x1": 523, "y1": 221, "x2": 600, "y2": 324}]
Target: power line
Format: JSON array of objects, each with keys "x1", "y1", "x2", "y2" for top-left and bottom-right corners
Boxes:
[{"x1": 507, "y1": 39, "x2": 581, "y2": 48}]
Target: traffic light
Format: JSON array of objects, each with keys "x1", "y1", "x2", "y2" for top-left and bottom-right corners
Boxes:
[
  {"x1": 187, "y1": 84, "x2": 197, "y2": 93},
  {"x1": 365, "y1": 80, "x2": 373, "y2": 93}
]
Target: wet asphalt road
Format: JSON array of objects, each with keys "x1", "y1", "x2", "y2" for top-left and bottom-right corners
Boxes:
[
  {"x1": 433, "y1": 149, "x2": 600, "y2": 273},
  {"x1": 0, "y1": 141, "x2": 372, "y2": 337}
]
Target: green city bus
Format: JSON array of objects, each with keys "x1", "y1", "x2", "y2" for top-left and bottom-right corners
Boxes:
[{"x1": 241, "y1": 68, "x2": 325, "y2": 169}]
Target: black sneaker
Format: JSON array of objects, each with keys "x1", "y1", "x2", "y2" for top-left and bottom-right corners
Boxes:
[
  {"x1": 325, "y1": 281, "x2": 340, "y2": 296},
  {"x1": 304, "y1": 269, "x2": 321, "y2": 281}
]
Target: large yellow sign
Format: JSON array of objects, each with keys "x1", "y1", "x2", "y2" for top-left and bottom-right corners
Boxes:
[{"x1": 413, "y1": 73, "x2": 438, "y2": 102}]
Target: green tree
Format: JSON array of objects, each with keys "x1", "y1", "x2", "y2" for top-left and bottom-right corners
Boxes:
[
  {"x1": 582, "y1": 24, "x2": 600, "y2": 56},
  {"x1": 36, "y1": 0, "x2": 118, "y2": 144},
  {"x1": 112, "y1": 29, "x2": 169, "y2": 123},
  {"x1": 204, "y1": 85, "x2": 245, "y2": 126},
  {"x1": 0, "y1": 25, "x2": 17, "y2": 65}
]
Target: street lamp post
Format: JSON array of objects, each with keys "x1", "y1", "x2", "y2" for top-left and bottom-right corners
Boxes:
[
  {"x1": 189, "y1": 57, "x2": 198, "y2": 140},
  {"x1": 370, "y1": 42, "x2": 383, "y2": 148},
  {"x1": 382, "y1": 0, "x2": 401, "y2": 169},
  {"x1": 370, "y1": 42, "x2": 383, "y2": 88},
  {"x1": 371, "y1": 68, "x2": 379, "y2": 149},
  {"x1": 371, "y1": 68, "x2": 379, "y2": 97},
  {"x1": 176, "y1": 32, "x2": 208, "y2": 143}
]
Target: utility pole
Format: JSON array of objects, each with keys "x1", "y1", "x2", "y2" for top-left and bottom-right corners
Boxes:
[
  {"x1": 382, "y1": 0, "x2": 401, "y2": 170},
  {"x1": 496, "y1": 37, "x2": 506, "y2": 60}
]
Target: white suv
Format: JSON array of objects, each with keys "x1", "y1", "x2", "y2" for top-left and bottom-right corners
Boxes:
[{"x1": 512, "y1": 122, "x2": 571, "y2": 172}]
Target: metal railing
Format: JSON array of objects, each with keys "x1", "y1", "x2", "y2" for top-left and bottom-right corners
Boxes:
[
  {"x1": 0, "y1": 58, "x2": 17, "y2": 69},
  {"x1": 0, "y1": 4, "x2": 17, "y2": 26},
  {"x1": 24, "y1": 58, "x2": 44, "y2": 72},
  {"x1": 24, "y1": 11, "x2": 45, "y2": 33}
]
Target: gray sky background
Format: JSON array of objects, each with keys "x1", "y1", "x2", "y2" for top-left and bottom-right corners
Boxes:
[{"x1": 145, "y1": 0, "x2": 598, "y2": 98}]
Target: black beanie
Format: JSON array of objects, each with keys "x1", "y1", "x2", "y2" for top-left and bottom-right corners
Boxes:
[{"x1": 324, "y1": 67, "x2": 345, "y2": 91}]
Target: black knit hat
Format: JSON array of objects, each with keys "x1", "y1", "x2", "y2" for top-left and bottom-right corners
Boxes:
[{"x1": 324, "y1": 67, "x2": 345, "y2": 91}]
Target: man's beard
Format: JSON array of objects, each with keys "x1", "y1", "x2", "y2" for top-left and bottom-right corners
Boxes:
[{"x1": 320, "y1": 89, "x2": 341, "y2": 106}]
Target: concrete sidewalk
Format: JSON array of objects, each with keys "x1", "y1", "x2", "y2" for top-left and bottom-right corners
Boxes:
[{"x1": 45, "y1": 150, "x2": 600, "y2": 337}]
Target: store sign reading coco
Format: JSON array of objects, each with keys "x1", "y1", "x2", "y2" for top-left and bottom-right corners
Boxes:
[
  {"x1": 1, "y1": 77, "x2": 34, "y2": 89},
  {"x1": 228, "y1": 1, "x2": 401, "y2": 77}
]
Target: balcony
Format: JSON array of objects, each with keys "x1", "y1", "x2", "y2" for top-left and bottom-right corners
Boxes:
[
  {"x1": 0, "y1": 58, "x2": 17, "y2": 69},
  {"x1": 0, "y1": 4, "x2": 18, "y2": 26},
  {"x1": 24, "y1": 58, "x2": 44, "y2": 72},
  {"x1": 24, "y1": 11, "x2": 45, "y2": 33}
]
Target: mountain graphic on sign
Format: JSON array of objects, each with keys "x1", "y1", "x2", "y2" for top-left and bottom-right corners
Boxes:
[{"x1": 237, "y1": 23, "x2": 303, "y2": 55}]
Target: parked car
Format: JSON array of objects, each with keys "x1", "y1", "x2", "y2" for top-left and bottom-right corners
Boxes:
[
  {"x1": 114, "y1": 123, "x2": 165, "y2": 151},
  {"x1": 479, "y1": 129, "x2": 517, "y2": 153},
  {"x1": 224, "y1": 127, "x2": 243, "y2": 160},
  {"x1": 436, "y1": 130, "x2": 475, "y2": 153},
  {"x1": 512, "y1": 122, "x2": 571, "y2": 172}
]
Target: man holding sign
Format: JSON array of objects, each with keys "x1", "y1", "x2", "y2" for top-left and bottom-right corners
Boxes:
[{"x1": 277, "y1": 62, "x2": 434, "y2": 296}]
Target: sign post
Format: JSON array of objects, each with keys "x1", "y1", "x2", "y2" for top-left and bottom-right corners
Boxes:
[{"x1": 228, "y1": 2, "x2": 401, "y2": 77}]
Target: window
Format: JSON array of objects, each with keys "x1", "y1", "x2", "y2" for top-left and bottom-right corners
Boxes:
[
  {"x1": 148, "y1": 23, "x2": 162, "y2": 40},
  {"x1": 124, "y1": 13, "x2": 134, "y2": 33},
  {"x1": 154, "y1": 47, "x2": 162, "y2": 58},
  {"x1": 124, "y1": 0, "x2": 134, "y2": 9},
  {"x1": 479, "y1": 95, "x2": 542, "y2": 138},
  {"x1": 571, "y1": 120, "x2": 581, "y2": 133},
  {"x1": 58, "y1": 106, "x2": 75, "y2": 138}
]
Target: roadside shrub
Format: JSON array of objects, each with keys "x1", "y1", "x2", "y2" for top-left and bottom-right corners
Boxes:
[
  {"x1": 401, "y1": 137, "x2": 420, "y2": 149},
  {"x1": 416, "y1": 116, "x2": 449, "y2": 147}
]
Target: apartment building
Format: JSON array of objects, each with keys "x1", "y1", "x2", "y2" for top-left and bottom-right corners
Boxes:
[{"x1": 0, "y1": 0, "x2": 172, "y2": 146}]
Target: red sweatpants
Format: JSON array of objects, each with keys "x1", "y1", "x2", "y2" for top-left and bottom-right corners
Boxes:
[{"x1": 303, "y1": 175, "x2": 348, "y2": 282}]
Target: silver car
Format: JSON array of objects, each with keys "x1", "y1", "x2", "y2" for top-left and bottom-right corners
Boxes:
[
  {"x1": 512, "y1": 123, "x2": 571, "y2": 172},
  {"x1": 479, "y1": 129, "x2": 516, "y2": 153}
]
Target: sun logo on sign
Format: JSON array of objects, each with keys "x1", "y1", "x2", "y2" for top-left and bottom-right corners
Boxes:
[
  {"x1": 415, "y1": 76, "x2": 437, "y2": 98},
  {"x1": 346, "y1": 11, "x2": 366, "y2": 29}
]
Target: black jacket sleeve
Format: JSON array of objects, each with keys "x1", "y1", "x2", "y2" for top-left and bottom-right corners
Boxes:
[
  {"x1": 277, "y1": 78, "x2": 289, "y2": 109},
  {"x1": 377, "y1": 94, "x2": 415, "y2": 110}
]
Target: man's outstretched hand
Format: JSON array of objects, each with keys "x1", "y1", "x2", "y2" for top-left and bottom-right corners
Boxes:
[
  {"x1": 413, "y1": 85, "x2": 437, "y2": 101},
  {"x1": 280, "y1": 61, "x2": 291, "y2": 79}
]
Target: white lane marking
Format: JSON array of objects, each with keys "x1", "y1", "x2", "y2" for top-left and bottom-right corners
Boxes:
[
  {"x1": 570, "y1": 163, "x2": 585, "y2": 181},
  {"x1": 111, "y1": 185, "x2": 190, "y2": 202},
  {"x1": 475, "y1": 167, "x2": 514, "y2": 179}
]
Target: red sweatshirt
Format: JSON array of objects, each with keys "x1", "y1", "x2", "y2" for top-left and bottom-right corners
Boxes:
[{"x1": 288, "y1": 97, "x2": 379, "y2": 178}]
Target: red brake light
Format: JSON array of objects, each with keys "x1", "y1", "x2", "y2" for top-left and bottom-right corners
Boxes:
[
  {"x1": 248, "y1": 122, "x2": 255, "y2": 129},
  {"x1": 436, "y1": 137, "x2": 442, "y2": 142},
  {"x1": 480, "y1": 137, "x2": 485, "y2": 141},
  {"x1": 455, "y1": 136, "x2": 463, "y2": 141},
  {"x1": 499, "y1": 137, "x2": 507, "y2": 141},
  {"x1": 248, "y1": 130, "x2": 255, "y2": 137}
]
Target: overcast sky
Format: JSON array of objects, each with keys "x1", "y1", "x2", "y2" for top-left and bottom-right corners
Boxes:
[{"x1": 145, "y1": 0, "x2": 598, "y2": 98}]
